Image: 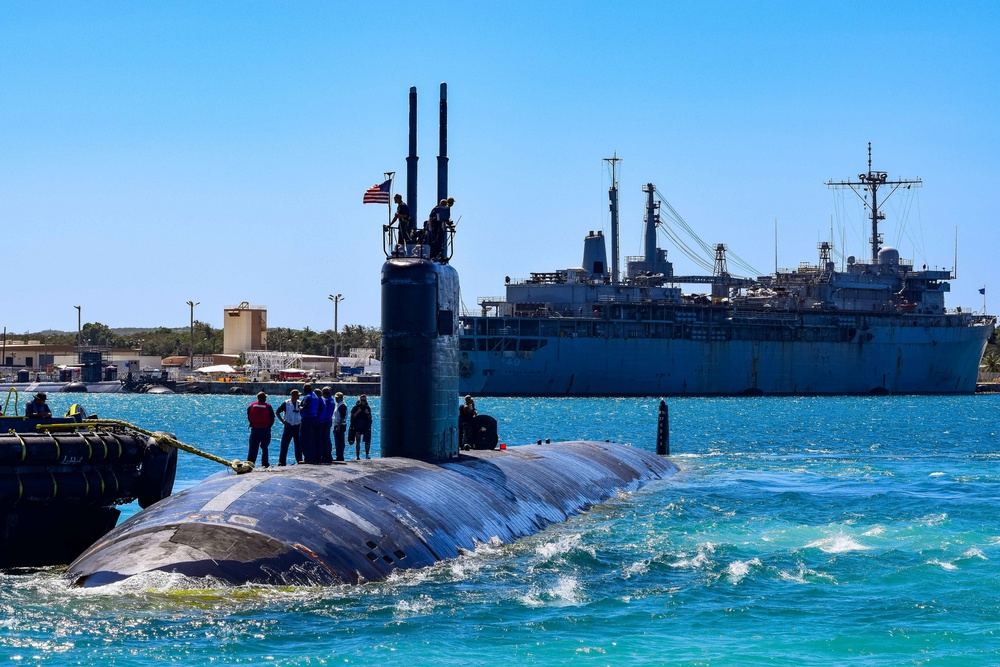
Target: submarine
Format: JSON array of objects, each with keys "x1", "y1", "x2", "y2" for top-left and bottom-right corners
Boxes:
[{"x1": 66, "y1": 84, "x2": 678, "y2": 588}]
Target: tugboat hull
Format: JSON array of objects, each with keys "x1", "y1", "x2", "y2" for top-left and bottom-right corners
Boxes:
[{"x1": 0, "y1": 430, "x2": 178, "y2": 567}]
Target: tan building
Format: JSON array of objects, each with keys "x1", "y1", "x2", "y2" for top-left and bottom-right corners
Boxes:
[{"x1": 222, "y1": 302, "x2": 267, "y2": 354}]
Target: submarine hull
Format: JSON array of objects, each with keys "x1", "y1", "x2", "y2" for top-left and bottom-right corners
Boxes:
[{"x1": 67, "y1": 441, "x2": 677, "y2": 587}]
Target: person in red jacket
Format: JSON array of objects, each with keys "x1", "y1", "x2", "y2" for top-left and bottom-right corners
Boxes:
[{"x1": 246, "y1": 391, "x2": 276, "y2": 468}]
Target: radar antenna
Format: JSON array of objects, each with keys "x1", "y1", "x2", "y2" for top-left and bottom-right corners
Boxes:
[{"x1": 826, "y1": 142, "x2": 922, "y2": 263}]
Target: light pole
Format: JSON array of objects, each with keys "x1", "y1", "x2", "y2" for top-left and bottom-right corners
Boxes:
[
  {"x1": 73, "y1": 305, "x2": 81, "y2": 348},
  {"x1": 328, "y1": 294, "x2": 344, "y2": 377},
  {"x1": 186, "y1": 300, "x2": 199, "y2": 371}
]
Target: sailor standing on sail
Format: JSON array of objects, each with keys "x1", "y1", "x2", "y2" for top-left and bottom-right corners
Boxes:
[
  {"x1": 427, "y1": 198, "x2": 448, "y2": 259},
  {"x1": 392, "y1": 193, "x2": 413, "y2": 242}
]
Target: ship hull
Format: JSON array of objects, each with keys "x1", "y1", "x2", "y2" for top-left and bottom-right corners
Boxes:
[{"x1": 459, "y1": 314, "x2": 994, "y2": 396}]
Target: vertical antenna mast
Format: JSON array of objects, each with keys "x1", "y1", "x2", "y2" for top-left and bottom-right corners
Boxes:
[
  {"x1": 642, "y1": 182, "x2": 657, "y2": 263},
  {"x1": 954, "y1": 227, "x2": 958, "y2": 278},
  {"x1": 774, "y1": 218, "x2": 778, "y2": 274},
  {"x1": 826, "y1": 142, "x2": 922, "y2": 263},
  {"x1": 437, "y1": 82, "x2": 448, "y2": 204},
  {"x1": 406, "y1": 87, "x2": 418, "y2": 223},
  {"x1": 604, "y1": 153, "x2": 622, "y2": 285}
]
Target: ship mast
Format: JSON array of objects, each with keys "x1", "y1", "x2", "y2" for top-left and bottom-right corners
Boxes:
[
  {"x1": 604, "y1": 153, "x2": 621, "y2": 285},
  {"x1": 826, "y1": 142, "x2": 922, "y2": 263},
  {"x1": 642, "y1": 182, "x2": 659, "y2": 263}
]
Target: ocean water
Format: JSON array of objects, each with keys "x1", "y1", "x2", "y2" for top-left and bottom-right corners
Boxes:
[{"x1": 3, "y1": 393, "x2": 1000, "y2": 665}]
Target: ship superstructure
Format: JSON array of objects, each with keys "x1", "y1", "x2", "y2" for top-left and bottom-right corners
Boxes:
[{"x1": 459, "y1": 149, "x2": 994, "y2": 396}]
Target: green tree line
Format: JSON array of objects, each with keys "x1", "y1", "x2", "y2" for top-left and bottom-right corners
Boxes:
[{"x1": 20, "y1": 323, "x2": 381, "y2": 359}]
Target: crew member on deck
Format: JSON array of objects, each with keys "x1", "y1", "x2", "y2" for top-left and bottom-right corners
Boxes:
[
  {"x1": 392, "y1": 193, "x2": 414, "y2": 242},
  {"x1": 298, "y1": 383, "x2": 322, "y2": 463},
  {"x1": 459, "y1": 395, "x2": 477, "y2": 448},
  {"x1": 275, "y1": 389, "x2": 302, "y2": 465},
  {"x1": 319, "y1": 387, "x2": 335, "y2": 464},
  {"x1": 350, "y1": 394, "x2": 373, "y2": 460},
  {"x1": 246, "y1": 392, "x2": 276, "y2": 468},
  {"x1": 25, "y1": 392, "x2": 52, "y2": 419},
  {"x1": 333, "y1": 392, "x2": 348, "y2": 461}
]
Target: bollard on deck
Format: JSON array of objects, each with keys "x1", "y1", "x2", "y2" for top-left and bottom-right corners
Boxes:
[{"x1": 656, "y1": 399, "x2": 669, "y2": 456}]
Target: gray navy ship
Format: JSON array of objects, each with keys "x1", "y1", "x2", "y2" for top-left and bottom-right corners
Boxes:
[{"x1": 459, "y1": 148, "x2": 995, "y2": 396}]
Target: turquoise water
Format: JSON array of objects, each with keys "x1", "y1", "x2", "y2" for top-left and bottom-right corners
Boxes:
[{"x1": 3, "y1": 394, "x2": 1000, "y2": 665}]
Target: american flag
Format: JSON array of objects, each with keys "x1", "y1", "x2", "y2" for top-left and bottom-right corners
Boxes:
[{"x1": 363, "y1": 179, "x2": 392, "y2": 204}]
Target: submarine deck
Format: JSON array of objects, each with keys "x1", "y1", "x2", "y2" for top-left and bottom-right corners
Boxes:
[{"x1": 68, "y1": 440, "x2": 677, "y2": 587}]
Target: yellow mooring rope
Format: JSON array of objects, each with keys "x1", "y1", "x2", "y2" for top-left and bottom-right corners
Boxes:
[{"x1": 37, "y1": 419, "x2": 255, "y2": 474}]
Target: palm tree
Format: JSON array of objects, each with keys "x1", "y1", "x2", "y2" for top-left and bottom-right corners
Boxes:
[{"x1": 982, "y1": 349, "x2": 1000, "y2": 373}]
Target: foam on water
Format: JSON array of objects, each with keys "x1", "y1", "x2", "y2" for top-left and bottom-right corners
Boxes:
[
  {"x1": 671, "y1": 541, "x2": 716, "y2": 569},
  {"x1": 805, "y1": 533, "x2": 870, "y2": 553},
  {"x1": 725, "y1": 557, "x2": 761, "y2": 584},
  {"x1": 928, "y1": 559, "x2": 959, "y2": 571},
  {"x1": 777, "y1": 562, "x2": 837, "y2": 584},
  {"x1": 534, "y1": 533, "x2": 587, "y2": 560},
  {"x1": 520, "y1": 575, "x2": 581, "y2": 607}
]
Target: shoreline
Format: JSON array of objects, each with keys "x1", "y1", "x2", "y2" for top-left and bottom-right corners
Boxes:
[{"x1": 0, "y1": 380, "x2": 382, "y2": 397}]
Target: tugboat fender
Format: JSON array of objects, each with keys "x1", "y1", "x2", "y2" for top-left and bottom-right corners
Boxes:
[
  {"x1": 470, "y1": 414, "x2": 499, "y2": 450},
  {"x1": 0, "y1": 432, "x2": 146, "y2": 466},
  {"x1": 137, "y1": 434, "x2": 179, "y2": 509}
]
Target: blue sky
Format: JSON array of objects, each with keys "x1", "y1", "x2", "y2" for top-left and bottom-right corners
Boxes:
[{"x1": 2, "y1": 1, "x2": 997, "y2": 332}]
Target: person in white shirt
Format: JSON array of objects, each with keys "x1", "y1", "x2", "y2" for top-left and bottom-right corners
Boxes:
[
  {"x1": 275, "y1": 389, "x2": 302, "y2": 465},
  {"x1": 333, "y1": 391, "x2": 348, "y2": 461}
]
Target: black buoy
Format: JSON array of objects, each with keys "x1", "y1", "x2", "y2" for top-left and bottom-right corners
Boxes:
[
  {"x1": 62, "y1": 382, "x2": 88, "y2": 393},
  {"x1": 136, "y1": 433, "x2": 180, "y2": 509},
  {"x1": 656, "y1": 399, "x2": 669, "y2": 456}
]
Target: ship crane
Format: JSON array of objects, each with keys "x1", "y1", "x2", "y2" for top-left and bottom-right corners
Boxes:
[
  {"x1": 650, "y1": 186, "x2": 760, "y2": 280},
  {"x1": 826, "y1": 142, "x2": 922, "y2": 263}
]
